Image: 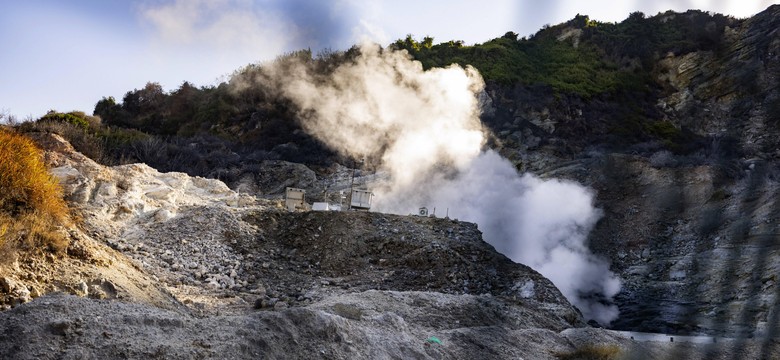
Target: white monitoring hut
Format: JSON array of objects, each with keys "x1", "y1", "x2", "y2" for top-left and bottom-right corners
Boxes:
[
  {"x1": 312, "y1": 202, "x2": 331, "y2": 211},
  {"x1": 349, "y1": 189, "x2": 373, "y2": 211},
  {"x1": 285, "y1": 187, "x2": 308, "y2": 212}
]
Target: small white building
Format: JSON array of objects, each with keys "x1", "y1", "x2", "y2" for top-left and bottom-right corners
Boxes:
[
  {"x1": 285, "y1": 187, "x2": 307, "y2": 212},
  {"x1": 312, "y1": 202, "x2": 331, "y2": 211},
  {"x1": 350, "y1": 189, "x2": 373, "y2": 211}
]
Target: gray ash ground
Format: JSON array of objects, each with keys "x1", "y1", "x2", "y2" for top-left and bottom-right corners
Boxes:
[{"x1": 234, "y1": 211, "x2": 578, "y2": 316}]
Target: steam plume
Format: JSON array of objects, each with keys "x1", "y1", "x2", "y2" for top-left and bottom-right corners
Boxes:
[{"x1": 253, "y1": 43, "x2": 621, "y2": 324}]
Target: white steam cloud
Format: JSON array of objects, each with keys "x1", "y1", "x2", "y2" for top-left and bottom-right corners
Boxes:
[{"x1": 254, "y1": 43, "x2": 621, "y2": 324}]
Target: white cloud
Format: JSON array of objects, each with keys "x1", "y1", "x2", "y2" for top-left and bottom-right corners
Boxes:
[{"x1": 140, "y1": 0, "x2": 293, "y2": 58}]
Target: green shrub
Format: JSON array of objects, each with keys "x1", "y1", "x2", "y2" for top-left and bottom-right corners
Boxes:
[
  {"x1": 25, "y1": 110, "x2": 106, "y2": 160},
  {"x1": 645, "y1": 121, "x2": 693, "y2": 152},
  {"x1": 396, "y1": 33, "x2": 645, "y2": 98},
  {"x1": 646, "y1": 121, "x2": 680, "y2": 139},
  {"x1": 38, "y1": 110, "x2": 100, "y2": 131}
]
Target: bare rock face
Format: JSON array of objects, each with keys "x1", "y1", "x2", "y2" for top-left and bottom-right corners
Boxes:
[
  {"x1": 469, "y1": 6, "x2": 780, "y2": 338},
  {"x1": 586, "y1": 154, "x2": 780, "y2": 337}
]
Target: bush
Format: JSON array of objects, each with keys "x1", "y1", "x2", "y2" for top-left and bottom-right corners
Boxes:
[
  {"x1": 17, "y1": 120, "x2": 108, "y2": 164},
  {"x1": 0, "y1": 129, "x2": 69, "y2": 261},
  {"x1": 38, "y1": 110, "x2": 100, "y2": 131},
  {"x1": 649, "y1": 150, "x2": 678, "y2": 168}
]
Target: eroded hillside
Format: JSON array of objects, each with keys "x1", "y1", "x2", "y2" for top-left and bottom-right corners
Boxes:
[{"x1": 0, "y1": 133, "x2": 590, "y2": 359}]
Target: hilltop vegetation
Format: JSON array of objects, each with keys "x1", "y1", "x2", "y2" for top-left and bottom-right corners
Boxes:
[{"x1": 393, "y1": 11, "x2": 733, "y2": 91}]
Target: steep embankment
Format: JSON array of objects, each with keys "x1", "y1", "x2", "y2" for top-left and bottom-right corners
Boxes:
[
  {"x1": 585, "y1": 155, "x2": 780, "y2": 337},
  {"x1": 599, "y1": 7, "x2": 780, "y2": 337}
]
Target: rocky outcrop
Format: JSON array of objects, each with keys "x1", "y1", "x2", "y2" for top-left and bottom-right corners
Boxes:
[
  {"x1": 32, "y1": 133, "x2": 257, "y2": 229},
  {"x1": 590, "y1": 7, "x2": 780, "y2": 336},
  {"x1": 654, "y1": 5, "x2": 780, "y2": 157}
]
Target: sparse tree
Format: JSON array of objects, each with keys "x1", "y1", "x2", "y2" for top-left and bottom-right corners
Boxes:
[{"x1": 422, "y1": 36, "x2": 434, "y2": 49}]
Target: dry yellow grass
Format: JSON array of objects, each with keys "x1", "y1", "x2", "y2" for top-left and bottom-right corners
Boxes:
[
  {"x1": 0, "y1": 129, "x2": 69, "y2": 260},
  {"x1": 556, "y1": 344, "x2": 622, "y2": 360}
]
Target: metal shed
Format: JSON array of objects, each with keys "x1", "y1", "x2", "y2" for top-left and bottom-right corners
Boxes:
[
  {"x1": 285, "y1": 187, "x2": 307, "y2": 212},
  {"x1": 349, "y1": 189, "x2": 373, "y2": 211}
]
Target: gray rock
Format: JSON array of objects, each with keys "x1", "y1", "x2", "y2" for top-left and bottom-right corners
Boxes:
[{"x1": 273, "y1": 301, "x2": 288, "y2": 310}]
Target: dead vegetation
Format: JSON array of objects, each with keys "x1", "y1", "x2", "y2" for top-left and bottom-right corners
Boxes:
[
  {"x1": 555, "y1": 344, "x2": 622, "y2": 360},
  {"x1": 0, "y1": 129, "x2": 69, "y2": 262}
]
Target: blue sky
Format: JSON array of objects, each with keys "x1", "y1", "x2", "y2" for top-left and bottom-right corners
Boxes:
[{"x1": 1, "y1": 0, "x2": 778, "y2": 120}]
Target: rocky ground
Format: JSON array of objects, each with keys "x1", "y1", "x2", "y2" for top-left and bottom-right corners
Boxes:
[
  {"x1": 0, "y1": 226, "x2": 179, "y2": 313},
  {"x1": 2, "y1": 133, "x2": 780, "y2": 358},
  {"x1": 0, "y1": 134, "x2": 584, "y2": 358},
  {"x1": 2, "y1": 291, "x2": 779, "y2": 360}
]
